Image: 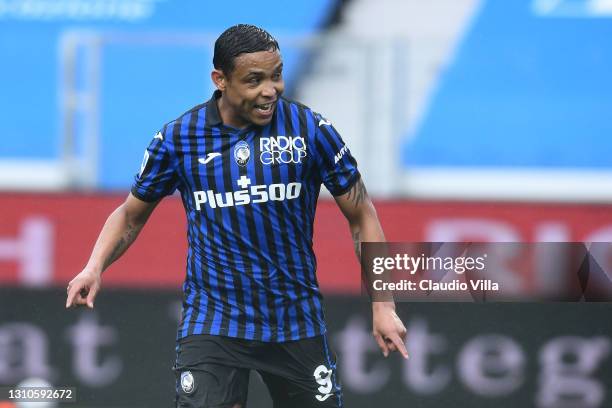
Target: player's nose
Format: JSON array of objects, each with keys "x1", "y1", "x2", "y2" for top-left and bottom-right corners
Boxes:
[{"x1": 261, "y1": 82, "x2": 277, "y2": 98}]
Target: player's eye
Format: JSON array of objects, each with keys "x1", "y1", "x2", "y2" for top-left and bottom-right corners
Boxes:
[{"x1": 272, "y1": 72, "x2": 282, "y2": 81}]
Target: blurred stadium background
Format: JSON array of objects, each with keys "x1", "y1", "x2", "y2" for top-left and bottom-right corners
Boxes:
[{"x1": 1, "y1": 0, "x2": 611, "y2": 406}]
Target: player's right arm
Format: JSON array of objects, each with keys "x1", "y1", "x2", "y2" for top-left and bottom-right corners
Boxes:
[
  {"x1": 65, "y1": 193, "x2": 160, "y2": 309},
  {"x1": 66, "y1": 127, "x2": 179, "y2": 309}
]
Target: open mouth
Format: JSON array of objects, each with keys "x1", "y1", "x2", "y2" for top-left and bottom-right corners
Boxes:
[{"x1": 254, "y1": 101, "x2": 275, "y2": 115}]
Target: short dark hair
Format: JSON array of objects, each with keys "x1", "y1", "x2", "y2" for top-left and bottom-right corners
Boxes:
[{"x1": 213, "y1": 24, "x2": 280, "y2": 76}]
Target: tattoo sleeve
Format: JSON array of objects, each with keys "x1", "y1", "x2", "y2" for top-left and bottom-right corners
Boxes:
[
  {"x1": 104, "y1": 223, "x2": 139, "y2": 270},
  {"x1": 346, "y1": 178, "x2": 368, "y2": 209},
  {"x1": 352, "y1": 230, "x2": 361, "y2": 261}
]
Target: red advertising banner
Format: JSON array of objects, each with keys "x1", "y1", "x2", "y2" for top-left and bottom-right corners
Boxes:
[{"x1": 1, "y1": 194, "x2": 612, "y2": 293}]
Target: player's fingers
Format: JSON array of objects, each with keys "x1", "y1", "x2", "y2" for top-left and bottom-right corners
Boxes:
[
  {"x1": 391, "y1": 311, "x2": 407, "y2": 340},
  {"x1": 74, "y1": 295, "x2": 88, "y2": 306},
  {"x1": 373, "y1": 333, "x2": 389, "y2": 357},
  {"x1": 65, "y1": 284, "x2": 80, "y2": 308},
  {"x1": 86, "y1": 286, "x2": 99, "y2": 309},
  {"x1": 67, "y1": 297, "x2": 87, "y2": 308},
  {"x1": 67, "y1": 284, "x2": 90, "y2": 308},
  {"x1": 398, "y1": 325, "x2": 407, "y2": 341},
  {"x1": 385, "y1": 337, "x2": 398, "y2": 352},
  {"x1": 389, "y1": 333, "x2": 409, "y2": 359}
]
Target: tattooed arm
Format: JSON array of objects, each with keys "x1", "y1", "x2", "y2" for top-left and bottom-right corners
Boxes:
[
  {"x1": 334, "y1": 177, "x2": 384, "y2": 260},
  {"x1": 66, "y1": 193, "x2": 159, "y2": 309},
  {"x1": 334, "y1": 177, "x2": 409, "y2": 359}
]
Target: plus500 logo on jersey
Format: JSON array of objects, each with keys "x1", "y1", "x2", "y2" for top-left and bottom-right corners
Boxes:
[
  {"x1": 260, "y1": 136, "x2": 307, "y2": 165},
  {"x1": 193, "y1": 178, "x2": 302, "y2": 210}
]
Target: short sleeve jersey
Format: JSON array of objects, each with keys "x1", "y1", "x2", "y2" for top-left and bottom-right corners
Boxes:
[{"x1": 132, "y1": 91, "x2": 360, "y2": 342}]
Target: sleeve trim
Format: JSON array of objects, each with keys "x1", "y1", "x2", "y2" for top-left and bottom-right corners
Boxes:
[
  {"x1": 329, "y1": 172, "x2": 361, "y2": 197},
  {"x1": 130, "y1": 186, "x2": 161, "y2": 203}
]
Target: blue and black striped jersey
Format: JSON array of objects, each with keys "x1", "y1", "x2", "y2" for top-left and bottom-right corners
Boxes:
[{"x1": 132, "y1": 91, "x2": 360, "y2": 342}]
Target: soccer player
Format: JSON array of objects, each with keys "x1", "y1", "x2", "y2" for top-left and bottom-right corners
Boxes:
[{"x1": 65, "y1": 24, "x2": 407, "y2": 408}]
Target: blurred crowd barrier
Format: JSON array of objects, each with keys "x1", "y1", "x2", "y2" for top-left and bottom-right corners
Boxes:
[
  {"x1": 0, "y1": 289, "x2": 610, "y2": 408},
  {"x1": 2, "y1": 194, "x2": 612, "y2": 290}
]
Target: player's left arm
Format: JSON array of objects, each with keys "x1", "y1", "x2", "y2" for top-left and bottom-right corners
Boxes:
[{"x1": 334, "y1": 177, "x2": 408, "y2": 359}]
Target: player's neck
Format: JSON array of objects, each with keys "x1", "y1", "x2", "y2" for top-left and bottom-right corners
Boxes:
[{"x1": 216, "y1": 95, "x2": 249, "y2": 130}]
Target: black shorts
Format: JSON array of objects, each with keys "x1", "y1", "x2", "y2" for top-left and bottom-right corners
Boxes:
[{"x1": 173, "y1": 334, "x2": 343, "y2": 408}]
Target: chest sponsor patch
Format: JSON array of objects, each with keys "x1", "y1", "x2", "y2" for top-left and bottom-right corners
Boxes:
[{"x1": 260, "y1": 135, "x2": 307, "y2": 165}]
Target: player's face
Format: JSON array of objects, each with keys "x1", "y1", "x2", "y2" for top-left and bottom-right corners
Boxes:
[{"x1": 216, "y1": 50, "x2": 284, "y2": 128}]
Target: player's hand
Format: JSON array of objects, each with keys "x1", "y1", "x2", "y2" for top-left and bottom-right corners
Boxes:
[
  {"x1": 372, "y1": 302, "x2": 408, "y2": 359},
  {"x1": 66, "y1": 268, "x2": 102, "y2": 309}
]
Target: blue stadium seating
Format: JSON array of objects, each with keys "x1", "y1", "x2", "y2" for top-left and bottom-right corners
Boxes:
[
  {"x1": 402, "y1": 0, "x2": 612, "y2": 169},
  {"x1": 0, "y1": 0, "x2": 337, "y2": 188}
]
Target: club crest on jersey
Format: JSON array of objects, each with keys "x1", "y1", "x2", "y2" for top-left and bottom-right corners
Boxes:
[
  {"x1": 181, "y1": 371, "x2": 195, "y2": 394},
  {"x1": 234, "y1": 141, "x2": 250, "y2": 166},
  {"x1": 260, "y1": 135, "x2": 307, "y2": 165}
]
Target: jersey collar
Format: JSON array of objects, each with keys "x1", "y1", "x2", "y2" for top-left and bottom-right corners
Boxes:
[
  {"x1": 204, "y1": 90, "x2": 257, "y2": 134},
  {"x1": 204, "y1": 90, "x2": 224, "y2": 128}
]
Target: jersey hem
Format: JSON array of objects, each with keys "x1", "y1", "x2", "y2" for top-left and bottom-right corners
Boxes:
[{"x1": 176, "y1": 327, "x2": 328, "y2": 344}]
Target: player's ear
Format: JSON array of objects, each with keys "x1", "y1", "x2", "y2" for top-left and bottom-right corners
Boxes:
[{"x1": 211, "y1": 69, "x2": 226, "y2": 92}]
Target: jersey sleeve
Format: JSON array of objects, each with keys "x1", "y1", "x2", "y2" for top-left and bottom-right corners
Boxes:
[
  {"x1": 312, "y1": 113, "x2": 361, "y2": 196},
  {"x1": 131, "y1": 130, "x2": 179, "y2": 202}
]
